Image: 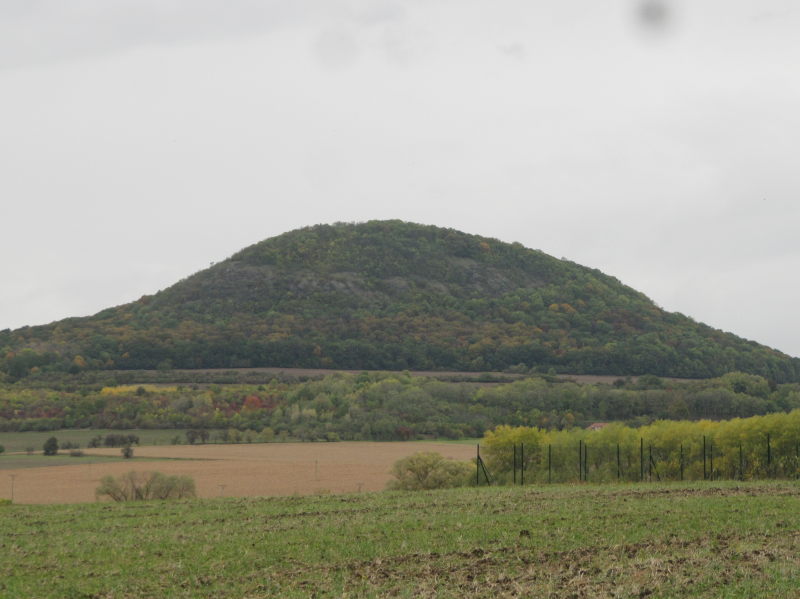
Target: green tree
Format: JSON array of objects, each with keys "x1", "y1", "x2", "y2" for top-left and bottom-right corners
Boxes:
[
  {"x1": 43, "y1": 437, "x2": 59, "y2": 456},
  {"x1": 482, "y1": 424, "x2": 547, "y2": 476}
]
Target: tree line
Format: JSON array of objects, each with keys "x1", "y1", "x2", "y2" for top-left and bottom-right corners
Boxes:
[
  {"x1": 1, "y1": 371, "x2": 799, "y2": 441},
  {"x1": 479, "y1": 410, "x2": 800, "y2": 483}
]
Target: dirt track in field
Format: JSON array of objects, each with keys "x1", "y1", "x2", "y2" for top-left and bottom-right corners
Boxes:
[{"x1": 0, "y1": 442, "x2": 476, "y2": 505}]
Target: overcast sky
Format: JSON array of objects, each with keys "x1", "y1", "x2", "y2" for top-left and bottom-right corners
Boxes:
[{"x1": 2, "y1": 0, "x2": 799, "y2": 358}]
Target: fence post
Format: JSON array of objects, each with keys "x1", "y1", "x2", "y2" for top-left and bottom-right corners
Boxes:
[
  {"x1": 648, "y1": 444, "x2": 652, "y2": 482},
  {"x1": 703, "y1": 436, "x2": 707, "y2": 480},
  {"x1": 680, "y1": 444, "x2": 684, "y2": 481},
  {"x1": 616, "y1": 443, "x2": 621, "y2": 481},
  {"x1": 767, "y1": 433, "x2": 772, "y2": 477},
  {"x1": 548, "y1": 444, "x2": 552, "y2": 483},
  {"x1": 578, "y1": 440, "x2": 583, "y2": 482},
  {"x1": 476, "y1": 445, "x2": 492, "y2": 486},
  {"x1": 476, "y1": 444, "x2": 480, "y2": 486},
  {"x1": 513, "y1": 444, "x2": 517, "y2": 485},
  {"x1": 520, "y1": 443, "x2": 525, "y2": 486}
]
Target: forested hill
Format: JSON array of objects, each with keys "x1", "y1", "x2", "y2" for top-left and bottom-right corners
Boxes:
[{"x1": 2, "y1": 220, "x2": 799, "y2": 381}]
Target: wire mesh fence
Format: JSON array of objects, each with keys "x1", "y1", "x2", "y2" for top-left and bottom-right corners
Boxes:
[{"x1": 475, "y1": 434, "x2": 800, "y2": 485}]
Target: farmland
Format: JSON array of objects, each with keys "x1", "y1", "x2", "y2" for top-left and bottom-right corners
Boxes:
[
  {"x1": 0, "y1": 441, "x2": 475, "y2": 504},
  {"x1": 1, "y1": 482, "x2": 798, "y2": 598}
]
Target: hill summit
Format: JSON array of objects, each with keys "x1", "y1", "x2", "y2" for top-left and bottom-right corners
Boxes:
[{"x1": 2, "y1": 220, "x2": 799, "y2": 381}]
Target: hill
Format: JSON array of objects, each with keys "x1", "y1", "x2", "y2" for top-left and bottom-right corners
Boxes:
[{"x1": 2, "y1": 220, "x2": 799, "y2": 381}]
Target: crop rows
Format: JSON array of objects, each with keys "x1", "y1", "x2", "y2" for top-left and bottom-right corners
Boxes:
[{"x1": 2, "y1": 481, "x2": 798, "y2": 598}]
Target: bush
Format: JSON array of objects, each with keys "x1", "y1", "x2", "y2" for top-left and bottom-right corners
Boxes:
[
  {"x1": 0, "y1": 444, "x2": 4, "y2": 455},
  {"x1": 69, "y1": 449, "x2": 85, "y2": 457},
  {"x1": 95, "y1": 471, "x2": 197, "y2": 502},
  {"x1": 121, "y1": 445, "x2": 134, "y2": 459},
  {"x1": 104, "y1": 434, "x2": 139, "y2": 448},
  {"x1": 387, "y1": 452, "x2": 473, "y2": 491},
  {"x1": 43, "y1": 437, "x2": 59, "y2": 456}
]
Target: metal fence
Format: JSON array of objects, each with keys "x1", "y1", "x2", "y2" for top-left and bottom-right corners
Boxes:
[{"x1": 476, "y1": 434, "x2": 800, "y2": 485}]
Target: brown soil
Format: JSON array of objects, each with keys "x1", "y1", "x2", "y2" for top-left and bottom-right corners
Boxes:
[
  {"x1": 1, "y1": 442, "x2": 476, "y2": 505},
  {"x1": 294, "y1": 530, "x2": 800, "y2": 598}
]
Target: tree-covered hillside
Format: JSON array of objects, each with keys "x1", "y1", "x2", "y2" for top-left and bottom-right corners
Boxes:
[
  {"x1": 2, "y1": 221, "x2": 799, "y2": 381},
  {"x1": 2, "y1": 371, "x2": 799, "y2": 438}
]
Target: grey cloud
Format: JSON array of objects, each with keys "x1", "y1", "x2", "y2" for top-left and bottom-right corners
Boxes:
[
  {"x1": 355, "y1": 3, "x2": 406, "y2": 25},
  {"x1": 498, "y1": 42, "x2": 526, "y2": 60},
  {"x1": 0, "y1": 0, "x2": 334, "y2": 70},
  {"x1": 313, "y1": 28, "x2": 361, "y2": 69},
  {"x1": 0, "y1": 0, "x2": 428, "y2": 71}
]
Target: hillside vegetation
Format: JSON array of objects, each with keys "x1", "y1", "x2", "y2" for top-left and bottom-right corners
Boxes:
[
  {"x1": 2, "y1": 371, "x2": 799, "y2": 439},
  {"x1": 2, "y1": 221, "x2": 799, "y2": 381}
]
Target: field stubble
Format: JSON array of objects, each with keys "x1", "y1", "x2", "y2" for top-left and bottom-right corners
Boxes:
[
  {"x1": 0, "y1": 441, "x2": 476, "y2": 504},
  {"x1": 0, "y1": 482, "x2": 798, "y2": 598}
]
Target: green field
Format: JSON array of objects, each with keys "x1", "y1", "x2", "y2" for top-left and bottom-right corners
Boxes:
[
  {"x1": 0, "y1": 453, "x2": 133, "y2": 470},
  {"x1": 2, "y1": 481, "x2": 798, "y2": 598},
  {"x1": 0, "y1": 429, "x2": 192, "y2": 454}
]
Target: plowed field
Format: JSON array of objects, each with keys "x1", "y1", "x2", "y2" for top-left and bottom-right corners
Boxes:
[{"x1": 2, "y1": 442, "x2": 475, "y2": 504}]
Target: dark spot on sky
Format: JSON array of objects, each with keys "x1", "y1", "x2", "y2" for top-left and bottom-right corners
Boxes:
[{"x1": 637, "y1": 0, "x2": 671, "y2": 32}]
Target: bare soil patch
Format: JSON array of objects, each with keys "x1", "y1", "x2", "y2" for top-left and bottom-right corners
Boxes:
[
  {"x1": 301, "y1": 530, "x2": 800, "y2": 598},
  {"x1": 1, "y1": 442, "x2": 475, "y2": 505}
]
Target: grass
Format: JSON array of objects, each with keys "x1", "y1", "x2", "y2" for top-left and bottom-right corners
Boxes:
[
  {"x1": 0, "y1": 453, "x2": 133, "y2": 470},
  {"x1": 418, "y1": 437, "x2": 481, "y2": 445},
  {"x1": 0, "y1": 429, "x2": 191, "y2": 453},
  {"x1": 1, "y1": 481, "x2": 798, "y2": 598}
]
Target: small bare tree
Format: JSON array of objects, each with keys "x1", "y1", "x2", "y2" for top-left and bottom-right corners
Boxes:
[{"x1": 95, "y1": 472, "x2": 196, "y2": 502}]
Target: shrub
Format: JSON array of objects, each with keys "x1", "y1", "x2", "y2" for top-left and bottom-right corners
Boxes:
[
  {"x1": 0, "y1": 498, "x2": 11, "y2": 507},
  {"x1": 0, "y1": 444, "x2": 4, "y2": 455},
  {"x1": 387, "y1": 452, "x2": 473, "y2": 491},
  {"x1": 481, "y1": 425, "x2": 547, "y2": 476},
  {"x1": 95, "y1": 471, "x2": 197, "y2": 502},
  {"x1": 43, "y1": 437, "x2": 59, "y2": 456},
  {"x1": 185, "y1": 429, "x2": 210, "y2": 444},
  {"x1": 121, "y1": 445, "x2": 134, "y2": 459},
  {"x1": 104, "y1": 434, "x2": 139, "y2": 448},
  {"x1": 69, "y1": 449, "x2": 85, "y2": 457}
]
